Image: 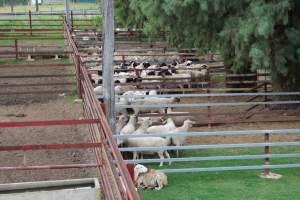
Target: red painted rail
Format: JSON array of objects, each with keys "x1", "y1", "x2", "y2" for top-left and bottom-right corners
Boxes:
[
  {"x1": 0, "y1": 164, "x2": 99, "y2": 171},
  {"x1": 0, "y1": 143, "x2": 101, "y2": 151},
  {"x1": 64, "y1": 18, "x2": 140, "y2": 200},
  {"x1": 0, "y1": 119, "x2": 100, "y2": 128}
]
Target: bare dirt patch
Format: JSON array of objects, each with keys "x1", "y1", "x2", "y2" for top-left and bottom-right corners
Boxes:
[{"x1": 0, "y1": 59, "x2": 98, "y2": 184}]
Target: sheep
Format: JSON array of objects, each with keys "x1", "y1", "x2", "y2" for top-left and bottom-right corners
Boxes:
[
  {"x1": 137, "y1": 116, "x2": 163, "y2": 125},
  {"x1": 91, "y1": 74, "x2": 102, "y2": 85},
  {"x1": 133, "y1": 117, "x2": 152, "y2": 134},
  {"x1": 166, "y1": 107, "x2": 196, "y2": 125},
  {"x1": 116, "y1": 97, "x2": 129, "y2": 115},
  {"x1": 93, "y1": 85, "x2": 103, "y2": 96},
  {"x1": 126, "y1": 136, "x2": 171, "y2": 167},
  {"x1": 147, "y1": 118, "x2": 176, "y2": 134},
  {"x1": 114, "y1": 85, "x2": 137, "y2": 95},
  {"x1": 115, "y1": 114, "x2": 128, "y2": 135},
  {"x1": 171, "y1": 119, "x2": 196, "y2": 157},
  {"x1": 134, "y1": 164, "x2": 168, "y2": 190},
  {"x1": 118, "y1": 115, "x2": 137, "y2": 145},
  {"x1": 131, "y1": 97, "x2": 180, "y2": 115},
  {"x1": 189, "y1": 66, "x2": 209, "y2": 88}
]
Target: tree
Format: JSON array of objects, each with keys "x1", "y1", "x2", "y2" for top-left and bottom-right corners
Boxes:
[{"x1": 115, "y1": 0, "x2": 300, "y2": 91}]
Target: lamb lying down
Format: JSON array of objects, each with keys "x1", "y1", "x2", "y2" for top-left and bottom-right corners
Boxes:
[{"x1": 134, "y1": 164, "x2": 168, "y2": 190}]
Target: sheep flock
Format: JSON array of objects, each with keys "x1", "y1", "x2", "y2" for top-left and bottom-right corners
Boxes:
[{"x1": 90, "y1": 60, "x2": 203, "y2": 167}]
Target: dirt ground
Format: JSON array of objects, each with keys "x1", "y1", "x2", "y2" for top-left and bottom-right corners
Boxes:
[
  {"x1": 175, "y1": 97, "x2": 300, "y2": 145},
  {"x1": 0, "y1": 59, "x2": 98, "y2": 184}
]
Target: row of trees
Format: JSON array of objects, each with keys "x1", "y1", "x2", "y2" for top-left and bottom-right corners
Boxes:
[{"x1": 115, "y1": 0, "x2": 300, "y2": 91}]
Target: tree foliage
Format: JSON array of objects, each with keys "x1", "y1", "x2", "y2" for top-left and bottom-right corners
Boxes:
[{"x1": 115, "y1": 0, "x2": 300, "y2": 91}]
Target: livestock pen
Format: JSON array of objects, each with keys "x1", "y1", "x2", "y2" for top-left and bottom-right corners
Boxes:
[
  {"x1": 0, "y1": 13, "x2": 140, "y2": 200},
  {"x1": 1, "y1": 7, "x2": 300, "y2": 200}
]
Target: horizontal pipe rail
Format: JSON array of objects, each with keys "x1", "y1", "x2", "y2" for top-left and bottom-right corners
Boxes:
[
  {"x1": 0, "y1": 51, "x2": 73, "y2": 56},
  {"x1": 0, "y1": 119, "x2": 100, "y2": 128},
  {"x1": 117, "y1": 101, "x2": 300, "y2": 109},
  {"x1": 115, "y1": 92, "x2": 300, "y2": 99},
  {"x1": 0, "y1": 164, "x2": 99, "y2": 171},
  {"x1": 114, "y1": 129, "x2": 300, "y2": 139},
  {"x1": 160, "y1": 163, "x2": 300, "y2": 173},
  {"x1": 0, "y1": 143, "x2": 101, "y2": 151},
  {"x1": 0, "y1": 82, "x2": 76, "y2": 87},
  {"x1": 0, "y1": 90, "x2": 73, "y2": 95},
  {"x1": 0, "y1": 63, "x2": 73, "y2": 68},
  {"x1": 125, "y1": 153, "x2": 300, "y2": 164},
  {"x1": 0, "y1": 37, "x2": 64, "y2": 40},
  {"x1": 0, "y1": 74, "x2": 74, "y2": 78},
  {"x1": 119, "y1": 141, "x2": 300, "y2": 152}
]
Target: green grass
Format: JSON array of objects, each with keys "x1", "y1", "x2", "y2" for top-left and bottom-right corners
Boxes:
[
  {"x1": 139, "y1": 147, "x2": 300, "y2": 200},
  {"x1": 141, "y1": 168, "x2": 300, "y2": 200},
  {"x1": 0, "y1": 58, "x2": 27, "y2": 64}
]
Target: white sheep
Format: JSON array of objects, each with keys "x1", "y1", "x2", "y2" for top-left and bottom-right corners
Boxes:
[
  {"x1": 93, "y1": 85, "x2": 103, "y2": 96},
  {"x1": 126, "y1": 136, "x2": 171, "y2": 167},
  {"x1": 118, "y1": 115, "x2": 137, "y2": 145},
  {"x1": 134, "y1": 164, "x2": 168, "y2": 190},
  {"x1": 133, "y1": 117, "x2": 152, "y2": 134},
  {"x1": 115, "y1": 114, "x2": 128, "y2": 135},
  {"x1": 131, "y1": 97, "x2": 180, "y2": 115},
  {"x1": 166, "y1": 107, "x2": 196, "y2": 125},
  {"x1": 137, "y1": 116, "x2": 163, "y2": 125},
  {"x1": 171, "y1": 119, "x2": 196, "y2": 157},
  {"x1": 147, "y1": 118, "x2": 176, "y2": 134}
]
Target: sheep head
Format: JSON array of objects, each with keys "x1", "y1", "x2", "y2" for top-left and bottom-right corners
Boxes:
[
  {"x1": 134, "y1": 164, "x2": 148, "y2": 181},
  {"x1": 184, "y1": 119, "x2": 196, "y2": 128}
]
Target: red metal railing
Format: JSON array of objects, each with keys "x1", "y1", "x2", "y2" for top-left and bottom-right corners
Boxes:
[{"x1": 64, "y1": 19, "x2": 140, "y2": 200}]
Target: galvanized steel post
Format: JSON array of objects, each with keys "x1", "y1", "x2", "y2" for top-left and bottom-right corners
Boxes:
[
  {"x1": 102, "y1": 0, "x2": 116, "y2": 133},
  {"x1": 64, "y1": 0, "x2": 70, "y2": 26}
]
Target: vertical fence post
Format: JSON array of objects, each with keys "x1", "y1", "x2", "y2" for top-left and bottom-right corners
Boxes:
[
  {"x1": 14, "y1": 39, "x2": 18, "y2": 59},
  {"x1": 264, "y1": 70, "x2": 268, "y2": 108},
  {"x1": 29, "y1": 11, "x2": 32, "y2": 36},
  {"x1": 263, "y1": 132, "x2": 270, "y2": 176},
  {"x1": 102, "y1": 0, "x2": 116, "y2": 133},
  {"x1": 71, "y1": 10, "x2": 74, "y2": 31},
  {"x1": 207, "y1": 69, "x2": 212, "y2": 128},
  {"x1": 76, "y1": 55, "x2": 83, "y2": 98}
]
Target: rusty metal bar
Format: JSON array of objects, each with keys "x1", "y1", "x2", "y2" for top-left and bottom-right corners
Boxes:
[
  {"x1": 0, "y1": 90, "x2": 74, "y2": 96},
  {"x1": 0, "y1": 82, "x2": 76, "y2": 87},
  {"x1": 0, "y1": 119, "x2": 99, "y2": 128},
  {"x1": 0, "y1": 143, "x2": 101, "y2": 151},
  {"x1": 264, "y1": 133, "x2": 271, "y2": 176},
  {"x1": 0, "y1": 74, "x2": 74, "y2": 78},
  {"x1": 14, "y1": 39, "x2": 18, "y2": 59},
  {"x1": 0, "y1": 164, "x2": 99, "y2": 171},
  {"x1": 0, "y1": 63, "x2": 73, "y2": 68},
  {"x1": 29, "y1": 11, "x2": 32, "y2": 36}
]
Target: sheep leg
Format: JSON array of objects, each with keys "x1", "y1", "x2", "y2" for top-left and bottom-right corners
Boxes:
[
  {"x1": 164, "y1": 150, "x2": 172, "y2": 165},
  {"x1": 133, "y1": 151, "x2": 138, "y2": 160},
  {"x1": 158, "y1": 151, "x2": 165, "y2": 167}
]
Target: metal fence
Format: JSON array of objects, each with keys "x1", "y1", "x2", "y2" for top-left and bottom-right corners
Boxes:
[
  {"x1": 115, "y1": 92, "x2": 300, "y2": 174},
  {"x1": 64, "y1": 18, "x2": 139, "y2": 200}
]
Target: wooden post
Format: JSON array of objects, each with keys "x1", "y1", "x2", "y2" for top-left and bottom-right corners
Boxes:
[
  {"x1": 102, "y1": 0, "x2": 116, "y2": 133},
  {"x1": 29, "y1": 11, "x2": 32, "y2": 36},
  {"x1": 263, "y1": 132, "x2": 270, "y2": 176},
  {"x1": 14, "y1": 39, "x2": 18, "y2": 59}
]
